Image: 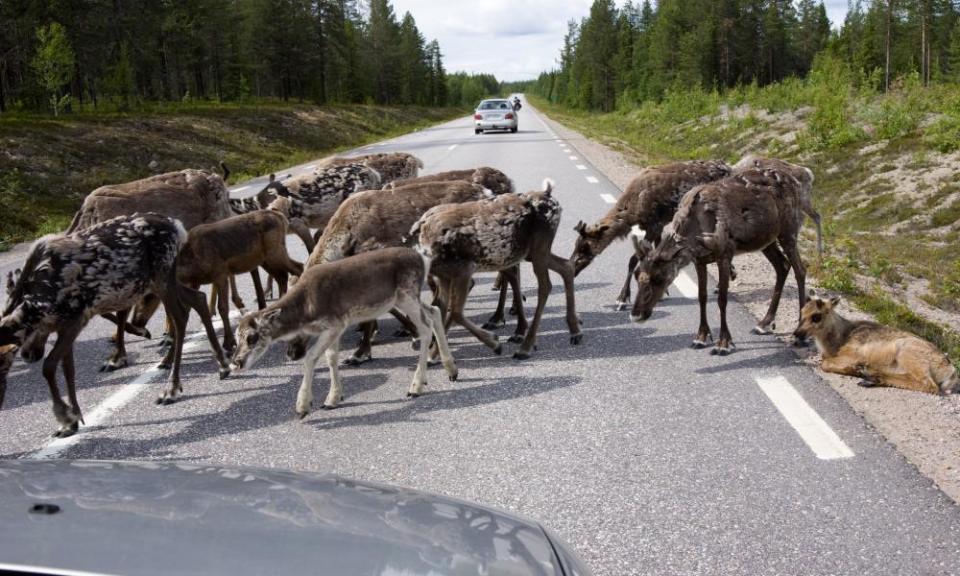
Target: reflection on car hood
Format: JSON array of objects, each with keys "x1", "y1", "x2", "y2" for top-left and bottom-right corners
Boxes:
[{"x1": 0, "y1": 460, "x2": 568, "y2": 576}]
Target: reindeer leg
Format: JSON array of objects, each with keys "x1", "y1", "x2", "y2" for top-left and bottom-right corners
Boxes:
[
  {"x1": 297, "y1": 329, "x2": 338, "y2": 417},
  {"x1": 389, "y1": 309, "x2": 419, "y2": 343},
  {"x1": 250, "y1": 270, "x2": 266, "y2": 309},
  {"x1": 753, "y1": 244, "x2": 790, "y2": 335},
  {"x1": 426, "y1": 302, "x2": 457, "y2": 381},
  {"x1": 63, "y1": 342, "x2": 83, "y2": 426},
  {"x1": 101, "y1": 308, "x2": 130, "y2": 372},
  {"x1": 288, "y1": 219, "x2": 315, "y2": 253},
  {"x1": 482, "y1": 272, "x2": 510, "y2": 330},
  {"x1": 781, "y1": 240, "x2": 808, "y2": 345},
  {"x1": 548, "y1": 253, "x2": 582, "y2": 345},
  {"x1": 43, "y1": 324, "x2": 83, "y2": 437},
  {"x1": 501, "y1": 266, "x2": 527, "y2": 343},
  {"x1": 616, "y1": 253, "x2": 640, "y2": 310},
  {"x1": 344, "y1": 321, "x2": 376, "y2": 366},
  {"x1": 213, "y1": 276, "x2": 236, "y2": 353},
  {"x1": 692, "y1": 261, "x2": 712, "y2": 348},
  {"x1": 448, "y1": 273, "x2": 502, "y2": 355},
  {"x1": 712, "y1": 258, "x2": 735, "y2": 356},
  {"x1": 514, "y1": 259, "x2": 552, "y2": 360}
]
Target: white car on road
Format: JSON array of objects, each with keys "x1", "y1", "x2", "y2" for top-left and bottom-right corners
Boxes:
[{"x1": 474, "y1": 98, "x2": 518, "y2": 134}]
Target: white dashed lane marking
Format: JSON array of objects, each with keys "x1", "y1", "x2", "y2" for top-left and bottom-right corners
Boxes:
[
  {"x1": 586, "y1": 176, "x2": 599, "y2": 184},
  {"x1": 756, "y1": 375, "x2": 855, "y2": 460},
  {"x1": 448, "y1": 144, "x2": 458, "y2": 150},
  {"x1": 569, "y1": 156, "x2": 579, "y2": 160},
  {"x1": 672, "y1": 271, "x2": 698, "y2": 299},
  {"x1": 600, "y1": 193, "x2": 617, "y2": 204},
  {"x1": 576, "y1": 165, "x2": 587, "y2": 170}
]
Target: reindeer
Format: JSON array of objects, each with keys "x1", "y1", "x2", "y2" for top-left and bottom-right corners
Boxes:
[
  {"x1": 794, "y1": 293, "x2": 958, "y2": 395},
  {"x1": 0, "y1": 214, "x2": 231, "y2": 437},
  {"x1": 631, "y1": 166, "x2": 812, "y2": 355},
  {"x1": 0, "y1": 344, "x2": 16, "y2": 412},
  {"x1": 570, "y1": 160, "x2": 732, "y2": 309},
  {"x1": 413, "y1": 179, "x2": 582, "y2": 360},
  {"x1": 229, "y1": 248, "x2": 457, "y2": 417},
  {"x1": 387, "y1": 167, "x2": 514, "y2": 196},
  {"x1": 285, "y1": 179, "x2": 504, "y2": 364},
  {"x1": 327, "y1": 152, "x2": 423, "y2": 185}
]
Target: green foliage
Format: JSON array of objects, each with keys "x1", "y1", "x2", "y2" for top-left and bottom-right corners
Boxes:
[
  {"x1": 1, "y1": 1, "x2": 462, "y2": 113},
  {"x1": 446, "y1": 73, "x2": 500, "y2": 107},
  {"x1": 804, "y1": 53, "x2": 862, "y2": 149},
  {"x1": 30, "y1": 22, "x2": 74, "y2": 116}
]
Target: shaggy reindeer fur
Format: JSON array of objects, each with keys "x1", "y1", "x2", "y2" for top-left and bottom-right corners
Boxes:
[
  {"x1": 67, "y1": 168, "x2": 233, "y2": 233},
  {"x1": 571, "y1": 160, "x2": 731, "y2": 308},
  {"x1": 265, "y1": 163, "x2": 382, "y2": 235},
  {"x1": 0, "y1": 214, "x2": 231, "y2": 436},
  {"x1": 387, "y1": 167, "x2": 515, "y2": 196},
  {"x1": 413, "y1": 179, "x2": 582, "y2": 359},
  {"x1": 733, "y1": 155, "x2": 823, "y2": 257},
  {"x1": 631, "y1": 168, "x2": 811, "y2": 355},
  {"x1": 327, "y1": 152, "x2": 423, "y2": 185},
  {"x1": 0, "y1": 344, "x2": 16, "y2": 412},
  {"x1": 285, "y1": 180, "x2": 495, "y2": 363},
  {"x1": 230, "y1": 248, "x2": 457, "y2": 417},
  {"x1": 794, "y1": 294, "x2": 958, "y2": 395}
]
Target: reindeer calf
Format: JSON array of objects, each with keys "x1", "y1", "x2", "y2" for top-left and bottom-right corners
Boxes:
[
  {"x1": 229, "y1": 248, "x2": 457, "y2": 417},
  {"x1": 794, "y1": 294, "x2": 957, "y2": 395}
]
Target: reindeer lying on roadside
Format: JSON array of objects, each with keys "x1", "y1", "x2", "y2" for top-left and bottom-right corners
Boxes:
[
  {"x1": 229, "y1": 248, "x2": 457, "y2": 417},
  {"x1": 631, "y1": 165, "x2": 813, "y2": 355},
  {"x1": 571, "y1": 160, "x2": 732, "y2": 308},
  {"x1": 794, "y1": 293, "x2": 958, "y2": 395},
  {"x1": 0, "y1": 214, "x2": 231, "y2": 436},
  {"x1": 286, "y1": 179, "x2": 503, "y2": 364},
  {"x1": 413, "y1": 179, "x2": 582, "y2": 359}
]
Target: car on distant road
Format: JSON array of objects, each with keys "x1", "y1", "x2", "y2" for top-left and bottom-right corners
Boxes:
[
  {"x1": 0, "y1": 459, "x2": 591, "y2": 576},
  {"x1": 475, "y1": 98, "x2": 519, "y2": 134}
]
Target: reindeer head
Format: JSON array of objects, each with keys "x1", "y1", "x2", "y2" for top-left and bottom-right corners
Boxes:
[
  {"x1": 473, "y1": 168, "x2": 514, "y2": 196},
  {"x1": 230, "y1": 309, "x2": 281, "y2": 372},
  {"x1": 794, "y1": 291, "x2": 842, "y2": 344},
  {"x1": 571, "y1": 221, "x2": 610, "y2": 276},
  {"x1": 0, "y1": 343, "x2": 18, "y2": 410},
  {"x1": 631, "y1": 236, "x2": 686, "y2": 322}
]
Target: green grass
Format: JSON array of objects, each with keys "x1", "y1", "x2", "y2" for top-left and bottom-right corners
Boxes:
[{"x1": 0, "y1": 101, "x2": 465, "y2": 247}]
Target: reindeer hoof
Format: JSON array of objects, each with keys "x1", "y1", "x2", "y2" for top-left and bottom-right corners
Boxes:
[
  {"x1": 321, "y1": 403, "x2": 338, "y2": 411},
  {"x1": 508, "y1": 334, "x2": 524, "y2": 344},
  {"x1": 793, "y1": 336, "x2": 809, "y2": 347},
  {"x1": 751, "y1": 325, "x2": 773, "y2": 335},
  {"x1": 155, "y1": 395, "x2": 176, "y2": 406},
  {"x1": 343, "y1": 354, "x2": 370, "y2": 367},
  {"x1": 393, "y1": 328, "x2": 412, "y2": 338},
  {"x1": 615, "y1": 300, "x2": 628, "y2": 311},
  {"x1": 691, "y1": 340, "x2": 709, "y2": 349},
  {"x1": 570, "y1": 333, "x2": 583, "y2": 345},
  {"x1": 448, "y1": 371, "x2": 459, "y2": 382},
  {"x1": 410, "y1": 338, "x2": 420, "y2": 351},
  {"x1": 99, "y1": 358, "x2": 129, "y2": 372},
  {"x1": 482, "y1": 320, "x2": 505, "y2": 330},
  {"x1": 156, "y1": 361, "x2": 172, "y2": 371},
  {"x1": 407, "y1": 391, "x2": 421, "y2": 398},
  {"x1": 493, "y1": 343, "x2": 503, "y2": 355},
  {"x1": 711, "y1": 345, "x2": 733, "y2": 356},
  {"x1": 856, "y1": 379, "x2": 878, "y2": 388},
  {"x1": 512, "y1": 351, "x2": 531, "y2": 360},
  {"x1": 218, "y1": 367, "x2": 231, "y2": 380},
  {"x1": 52, "y1": 423, "x2": 78, "y2": 439}
]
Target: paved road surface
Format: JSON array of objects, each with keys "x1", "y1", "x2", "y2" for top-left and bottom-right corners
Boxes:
[{"x1": 2, "y1": 101, "x2": 959, "y2": 575}]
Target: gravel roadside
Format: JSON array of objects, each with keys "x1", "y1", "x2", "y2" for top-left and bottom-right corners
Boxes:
[{"x1": 533, "y1": 102, "x2": 960, "y2": 504}]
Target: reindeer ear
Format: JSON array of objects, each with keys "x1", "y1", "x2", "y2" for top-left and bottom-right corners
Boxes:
[
  {"x1": 807, "y1": 288, "x2": 817, "y2": 299},
  {"x1": 829, "y1": 295, "x2": 841, "y2": 308},
  {"x1": 574, "y1": 221, "x2": 587, "y2": 234}
]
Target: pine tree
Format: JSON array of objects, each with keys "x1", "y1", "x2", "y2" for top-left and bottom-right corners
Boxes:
[{"x1": 31, "y1": 22, "x2": 75, "y2": 116}]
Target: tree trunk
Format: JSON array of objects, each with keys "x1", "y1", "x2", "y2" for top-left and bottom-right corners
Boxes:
[{"x1": 885, "y1": 0, "x2": 893, "y2": 91}]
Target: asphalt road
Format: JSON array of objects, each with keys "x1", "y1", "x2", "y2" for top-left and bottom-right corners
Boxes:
[{"x1": 2, "y1": 100, "x2": 959, "y2": 576}]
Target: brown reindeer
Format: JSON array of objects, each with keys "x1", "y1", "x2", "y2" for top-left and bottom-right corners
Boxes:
[
  {"x1": 229, "y1": 248, "x2": 457, "y2": 417},
  {"x1": 631, "y1": 166, "x2": 812, "y2": 355},
  {"x1": 570, "y1": 160, "x2": 732, "y2": 308},
  {"x1": 0, "y1": 344, "x2": 16, "y2": 412},
  {"x1": 794, "y1": 293, "x2": 958, "y2": 395},
  {"x1": 413, "y1": 179, "x2": 582, "y2": 359},
  {"x1": 0, "y1": 214, "x2": 231, "y2": 436},
  {"x1": 387, "y1": 167, "x2": 515, "y2": 196},
  {"x1": 326, "y1": 152, "x2": 423, "y2": 186},
  {"x1": 286, "y1": 179, "x2": 506, "y2": 364}
]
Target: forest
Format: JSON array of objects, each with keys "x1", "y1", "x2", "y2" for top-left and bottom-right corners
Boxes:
[
  {"x1": 0, "y1": 0, "x2": 500, "y2": 114},
  {"x1": 519, "y1": 0, "x2": 960, "y2": 111}
]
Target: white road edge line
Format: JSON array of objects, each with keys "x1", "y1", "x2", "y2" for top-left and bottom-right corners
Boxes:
[
  {"x1": 569, "y1": 156, "x2": 579, "y2": 160},
  {"x1": 28, "y1": 312, "x2": 241, "y2": 461},
  {"x1": 586, "y1": 176, "x2": 599, "y2": 184},
  {"x1": 576, "y1": 164, "x2": 587, "y2": 170},
  {"x1": 231, "y1": 185, "x2": 250, "y2": 193},
  {"x1": 600, "y1": 193, "x2": 617, "y2": 204},
  {"x1": 755, "y1": 375, "x2": 855, "y2": 460},
  {"x1": 448, "y1": 144, "x2": 458, "y2": 150}
]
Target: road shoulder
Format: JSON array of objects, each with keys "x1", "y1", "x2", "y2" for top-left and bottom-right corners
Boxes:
[{"x1": 533, "y1": 102, "x2": 960, "y2": 505}]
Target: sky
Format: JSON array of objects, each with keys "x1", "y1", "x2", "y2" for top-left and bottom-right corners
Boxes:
[{"x1": 390, "y1": 0, "x2": 851, "y2": 82}]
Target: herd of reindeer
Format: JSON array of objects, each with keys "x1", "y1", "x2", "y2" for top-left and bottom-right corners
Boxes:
[{"x1": 0, "y1": 151, "x2": 956, "y2": 439}]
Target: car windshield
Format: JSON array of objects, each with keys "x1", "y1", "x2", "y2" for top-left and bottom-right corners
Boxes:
[{"x1": 479, "y1": 100, "x2": 509, "y2": 110}]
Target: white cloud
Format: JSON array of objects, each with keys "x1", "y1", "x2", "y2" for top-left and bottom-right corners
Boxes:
[{"x1": 391, "y1": 0, "x2": 850, "y2": 82}]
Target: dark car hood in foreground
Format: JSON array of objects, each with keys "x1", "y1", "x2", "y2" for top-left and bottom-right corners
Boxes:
[{"x1": 0, "y1": 460, "x2": 587, "y2": 576}]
